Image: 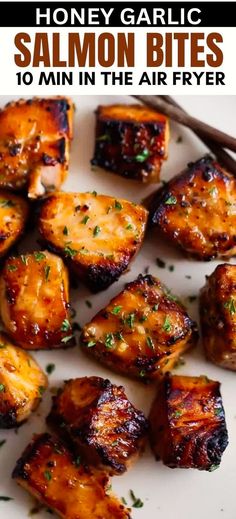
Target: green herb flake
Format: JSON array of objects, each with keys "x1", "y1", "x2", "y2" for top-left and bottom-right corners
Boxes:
[
  {"x1": 169, "y1": 265, "x2": 175, "y2": 272},
  {"x1": 34, "y1": 252, "x2": 46, "y2": 262},
  {"x1": 139, "y1": 370, "x2": 146, "y2": 378},
  {"x1": 63, "y1": 226, "x2": 69, "y2": 236},
  {"x1": 46, "y1": 364, "x2": 55, "y2": 375},
  {"x1": 105, "y1": 333, "x2": 115, "y2": 349},
  {"x1": 44, "y1": 265, "x2": 50, "y2": 281},
  {"x1": 44, "y1": 470, "x2": 52, "y2": 482},
  {"x1": 0, "y1": 439, "x2": 6, "y2": 448},
  {"x1": 121, "y1": 497, "x2": 127, "y2": 505},
  {"x1": 146, "y1": 336, "x2": 155, "y2": 350},
  {"x1": 96, "y1": 134, "x2": 111, "y2": 142},
  {"x1": 38, "y1": 385, "x2": 45, "y2": 397},
  {"x1": 126, "y1": 313, "x2": 135, "y2": 329},
  {"x1": 224, "y1": 298, "x2": 236, "y2": 315},
  {"x1": 61, "y1": 319, "x2": 71, "y2": 332},
  {"x1": 130, "y1": 490, "x2": 144, "y2": 508},
  {"x1": 0, "y1": 200, "x2": 15, "y2": 208},
  {"x1": 135, "y1": 148, "x2": 149, "y2": 163},
  {"x1": 139, "y1": 315, "x2": 148, "y2": 323},
  {"x1": 0, "y1": 496, "x2": 13, "y2": 501},
  {"x1": 92, "y1": 190, "x2": 97, "y2": 196},
  {"x1": 111, "y1": 306, "x2": 122, "y2": 315},
  {"x1": 114, "y1": 200, "x2": 123, "y2": 211},
  {"x1": 111, "y1": 440, "x2": 118, "y2": 447},
  {"x1": 162, "y1": 316, "x2": 172, "y2": 333},
  {"x1": 152, "y1": 304, "x2": 159, "y2": 311},
  {"x1": 173, "y1": 410, "x2": 182, "y2": 418},
  {"x1": 81, "y1": 215, "x2": 90, "y2": 225},
  {"x1": 165, "y1": 195, "x2": 177, "y2": 205},
  {"x1": 87, "y1": 341, "x2": 96, "y2": 348},
  {"x1": 93, "y1": 225, "x2": 101, "y2": 237},
  {"x1": 126, "y1": 224, "x2": 133, "y2": 230},
  {"x1": 209, "y1": 464, "x2": 220, "y2": 472},
  {"x1": 75, "y1": 456, "x2": 81, "y2": 467},
  {"x1": 0, "y1": 384, "x2": 5, "y2": 392},
  {"x1": 61, "y1": 335, "x2": 73, "y2": 344},
  {"x1": 115, "y1": 332, "x2": 124, "y2": 341},
  {"x1": 64, "y1": 244, "x2": 77, "y2": 258},
  {"x1": 214, "y1": 408, "x2": 222, "y2": 416},
  {"x1": 7, "y1": 264, "x2": 17, "y2": 272},
  {"x1": 79, "y1": 248, "x2": 89, "y2": 255}
]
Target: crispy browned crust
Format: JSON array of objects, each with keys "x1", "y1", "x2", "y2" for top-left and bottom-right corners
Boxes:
[
  {"x1": 149, "y1": 156, "x2": 236, "y2": 260},
  {"x1": 12, "y1": 433, "x2": 131, "y2": 519},
  {"x1": 0, "y1": 97, "x2": 73, "y2": 198},
  {"x1": 80, "y1": 274, "x2": 198, "y2": 382},
  {"x1": 149, "y1": 373, "x2": 228, "y2": 470},
  {"x1": 200, "y1": 264, "x2": 236, "y2": 370},
  {"x1": 47, "y1": 376, "x2": 148, "y2": 475},
  {"x1": 38, "y1": 192, "x2": 148, "y2": 292},
  {"x1": 91, "y1": 104, "x2": 169, "y2": 183},
  {"x1": 0, "y1": 251, "x2": 75, "y2": 350},
  {"x1": 0, "y1": 333, "x2": 47, "y2": 428},
  {"x1": 0, "y1": 190, "x2": 29, "y2": 258}
]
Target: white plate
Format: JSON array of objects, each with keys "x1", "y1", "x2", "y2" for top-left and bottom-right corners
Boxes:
[{"x1": 0, "y1": 95, "x2": 236, "y2": 519}]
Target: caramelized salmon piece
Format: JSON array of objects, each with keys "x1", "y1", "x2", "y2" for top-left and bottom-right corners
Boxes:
[
  {"x1": 92, "y1": 104, "x2": 169, "y2": 182},
  {"x1": 12, "y1": 433, "x2": 131, "y2": 519},
  {"x1": 149, "y1": 156, "x2": 236, "y2": 260},
  {"x1": 80, "y1": 275, "x2": 198, "y2": 382},
  {"x1": 0, "y1": 190, "x2": 29, "y2": 257},
  {"x1": 0, "y1": 333, "x2": 47, "y2": 428},
  {"x1": 39, "y1": 192, "x2": 148, "y2": 292},
  {"x1": 200, "y1": 263, "x2": 236, "y2": 370},
  {"x1": 47, "y1": 376, "x2": 148, "y2": 475},
  {"x1": 149, "y1": 373, "x2": 228, "y2": 470},
  {"x1": 0, "y1": 251, "x2": 74, "y2": 350},
  {"x1": 0, "y1": 97, "x2": 73, "y2": 198}
]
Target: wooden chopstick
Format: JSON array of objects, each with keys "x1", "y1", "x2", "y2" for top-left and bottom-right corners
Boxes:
[
  {"x1": 162, "y1": 95, "x2": 236, "y2": 176},
  {"x1": 133, "y1": 95, "x2": 236, "y2": 154}
]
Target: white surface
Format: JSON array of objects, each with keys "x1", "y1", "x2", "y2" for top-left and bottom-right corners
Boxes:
[{"x1": 0, "y1": 95, "x2": 236, "y2": 519}]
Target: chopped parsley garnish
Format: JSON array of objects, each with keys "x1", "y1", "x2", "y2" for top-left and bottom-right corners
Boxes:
[
  {"x1": 130, "y1": 490, "x2": 144, "y2": 508},
  {"x1": 115, "y1": 332, "x2": 124, "y2": 341},
  {"x1": 75, "y1": 456, "x2": 81, "y2": 466},
  {"x1": 114, "y1": 200, "x2": 122, "y2": 211},
  {"x1": 0, "y1": 199, "x2": 15, "y2": 208},
  {"x1": 215, "y1": 408, "x2": 222, "y2": 416},
  {"x1": 111, "y1": 306, "x2": 122, "y2": 315},
  {"x1": 0, "y1": 439, "x2": 6, "y2": 448},
  {"x1": 173, "y1": 410, "x2": 182, "y2": 418},
  {"x1": 0, "y1": 496, "x2": 13, "y2": 501},
  {"x1": 79, "y1": 247, "x2": 89, "y2": 255},
  {"x1": 146, "y1": 336, "x2": 155, "y2": 350},
  {"x1": 85, "y1": 300, "x2": 92, "y2": 308},
  {"x1": 64, "y1": 244, "x2": 77, "y2": 257},
  {"x1": 111, "y1": 440, "x2": 118, "y2": 447},
  {"x1": 152, "y1": 304, "x2": 159, "y2": 311},
  {"x1": 63, "y1": 226, "x2": 68, "y2": 235},
  {"x1": 156, "y1": 257, "x2": 166, "y2": 268},
  {"x1": 125, "y1": 313, "x2": 135, "y2": 329},
  {"x1": 139, "y1": 370, "x2": 146, "y2": 378},
  {"x1": 81, "y1": 215, "x2": 90, "y2": 225},
  {"x1": 61, "y1": 335, "x2": 73, "y2": 344},
  {"x1": 121, "y1": 497, "x2": 127, "y2": 505},
  {"x1": 87, "y1": 340, "x2": 96, "y2": 348},
  {"x1": 93, "y1": 225, "x2": 101, "y2": 237},
  {"x1": 162, "y1": 316, "x2": 172, "y2": 332},
  {"x1": 135, "y1": 148, "x2": 149, "y2": 163},
  {"x1": 38, "y1": 385, "x2": 45, "y2": 397},
  {"x1": 92, "y1": 190, "x2": 97, "y2": 196},
  {"x1": 105, "y1": 333, "x2": 115, "y2": 349},
  {"x1": 44, "y1": 470, "x2": 52, "y2": 482},
  {"x1": 126, "y1": 224, "x2": 133, "y2": 230},
  {"x1": 34, "y1": 252, "x2": 46, "y2": 262},
  {"x1": 96, "y1": 134, "x2": 111, "y2": 142},
  {"x1": 224, "y1": 298, "x2": 236, "y2": 315},
  {"x1": 209, "y1": 464, "x2": 220, "y2": 472},
  {"x1": 0, "y1": 384, "x2": 5, "y2": 392},
  {"x1": 61, "y1": 319, "x2": 71, "y2": 332},
  {"x1": 46, "y1": 364, "x2": 55, "y2": 375},
  {"x1": 139, "y1": 315, "x2": 148, "y2": 323},
  {"x1": 44, "y1": 265, "x2": 50, "y2": 281},
  {"x1": 165, "y1": 195, "x2": 177, "y2": 205},
  {"x1": 7, "y1": 264, "x2": 17, "y2": 272}
]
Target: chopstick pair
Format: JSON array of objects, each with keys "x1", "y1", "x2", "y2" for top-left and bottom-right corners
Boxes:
[{"x1": 132, "y1": 95, "x2": 236, "y2": 176}]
